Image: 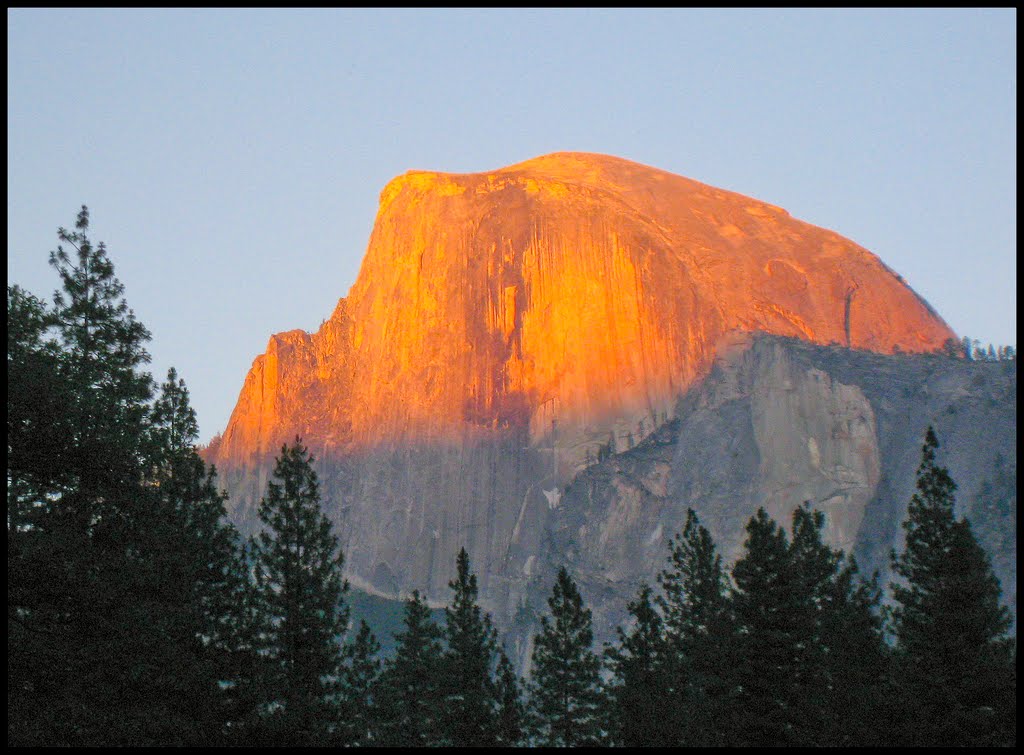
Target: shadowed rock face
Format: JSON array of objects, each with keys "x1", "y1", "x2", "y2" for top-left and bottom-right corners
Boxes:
[
  {"x1": 536, "y1": 334, "x2": 1015, "y2": 656},
  {"x1": 211, "y1": 152, "x2": 954, "y2": 474},
  {"x1": 208, "y1": 152, "x2": 967, "y2": 639}
]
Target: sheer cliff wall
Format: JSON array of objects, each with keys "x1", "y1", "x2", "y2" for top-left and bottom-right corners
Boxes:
[{"x1": 207, "y1": 153, "x2": 976, "y2": 643}]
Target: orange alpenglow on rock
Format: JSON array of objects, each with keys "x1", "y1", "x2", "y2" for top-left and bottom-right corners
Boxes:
[{"x1": 212, "y1": 152, "x2": 955, "y2": 473}]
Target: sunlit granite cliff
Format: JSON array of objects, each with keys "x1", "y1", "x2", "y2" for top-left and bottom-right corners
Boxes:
[
  {"x1": 205, "y1": 153, "x2": 1013, "y2": 659},
  {"x1": 212, "y1": 152, "x2": 955, "y2": 472}
]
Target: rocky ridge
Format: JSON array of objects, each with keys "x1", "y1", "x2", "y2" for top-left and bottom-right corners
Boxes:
[{"x1": 530, "y1": 333, "x2": 1015, "y2": 656}]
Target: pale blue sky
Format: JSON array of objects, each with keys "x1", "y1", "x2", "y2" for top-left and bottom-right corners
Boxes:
[{"x1": 8, "y1": 8, "x2": 1016, "y2": 443}]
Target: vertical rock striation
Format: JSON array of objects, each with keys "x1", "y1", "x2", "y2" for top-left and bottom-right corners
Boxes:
[{"x1": 214, "y1": 152, "x2": 954, "y2": 469}]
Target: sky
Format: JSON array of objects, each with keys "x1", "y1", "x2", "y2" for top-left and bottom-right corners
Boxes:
[{"x1": 8, "y1": 8, "x2": 1017, "y2": 443}]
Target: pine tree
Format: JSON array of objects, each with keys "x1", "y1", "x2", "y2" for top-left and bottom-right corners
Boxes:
[
  {"x1": 726, "y1": 505, "x2": 892, "y2": 747},
  {"x1": 9, "y1": 208, "x2": 268, "y2": 745},
  {"x1": 149, "y1": 368, "x2": 256, "y2": 743},
  {"x1": 8, "y1": 285, "x2": 76, "y2": 745},
  {"x1": 728, "y1": 508, "x2": 812, "y2": 746},
  {"x1": 494, "y1": 649, "x2": 525, "y2": 746},
  {"x1": 7, "y1": 285, "x2": 73, "y2": 511},
  {"x1": 7, "y1": 284, "x2": 68, "y2": 542},
  {"x1": 603, "y1": 584, "x2": 673, "y2": 747},
  {"x1": 939, "y1": 337, "x2": 961, "y2": 358},
  {"x1": 250, "y1": 438, "x2": 349, "y2": 746},
  {"x1": 527, "y1": 567, "x2": 603, "y2": 747},
  {"x1": 819, "y1": 555, "x2": 891, "y2": 746},
  {"x1": 439, "y1": 547, "x2": 501, "y2": 746},
  {"x1": 228, "y1": 540, "x2": 277, "y2": 744},
  {"x1": 656, "y1": 508, "x2": 732, "y2": 746},
  {"x1": 375, "y1": 590, "x2": 445, "y2": 747},
  {"x1": 336, "y1": 619, "x2": 382, "y2": 747},
  {"x1": 9, "y1": 208, "x2": 199, "y2": 745},
  {"x1": 785, "y1": 505, "x2": 842, "y2": 744},
  {"x1": 787, "y1": 504, "x2": 891, "y2": 746},
  {"x1": 48, "y1": 206, "x2": 155, "y2": 505},
  {"x1": 890, "y1": 427, "x2": 1016, "y2": 747}
]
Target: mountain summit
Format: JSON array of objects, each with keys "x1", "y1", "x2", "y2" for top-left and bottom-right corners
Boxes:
[
  {"x1": 212, "y1": 152, "x2": 954, "y2": 472},
  {"x1": 207, "y1": 154, "x2": 1014, "y2": 652}
]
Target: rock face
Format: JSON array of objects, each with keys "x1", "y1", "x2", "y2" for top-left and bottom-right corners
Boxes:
[
  {"x1": 534, "y1": 334, "x2": 1016, "y2": 655},
  {"x1": 209, "y1": 152, "x2": 997, "y2": 656},
  {"x1": 212, "y1": 152, "x2": 954, "y2": 472}
]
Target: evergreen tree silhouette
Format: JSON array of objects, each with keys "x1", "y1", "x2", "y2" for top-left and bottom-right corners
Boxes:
[
  {"x1": 149, "y1": 368, "x2": 256, "y2": 743},
  {"x1": 8, "y1": 208, "x2": 196, "y2": 745},
  {"x1": 375, "y1": 590, "x2": 445, "y2": 746},
  {"x1": 250, "y1": 438, "x2": 349, "y2": 746},
  {"x1": 604, "y1": 584, "x2": 673, "y2": 746},
  {"x1": 336, "y1": 619, "x2": 382, "y2": 746},
  {"x1": 527, "y1": 567, "x2": 603, "y2": 746},
  {"x1": 789, "y1": 503, "x2": 893, "y2": 747},
  {"x1": 439, "y1": 547, "x2": 502, "y2": 745},
  {"x1": 787, "y1": 504, "x2": 891, "y2": 746},
  {"x1": 8, "y1": 284, "x2": 77, "y2": 744},
  {"x1": 656, "y1": 508, "x2": 732, "y2": 746},
  {"x1": 728, "y1": 508, "x2": 815, "y2": 746},
  {"x1": 890, "y1": 427, "x2": 1016, "y2": 746},
  {"x1": 494, "y1": 649, "x2": 525, "y2": 746}
]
